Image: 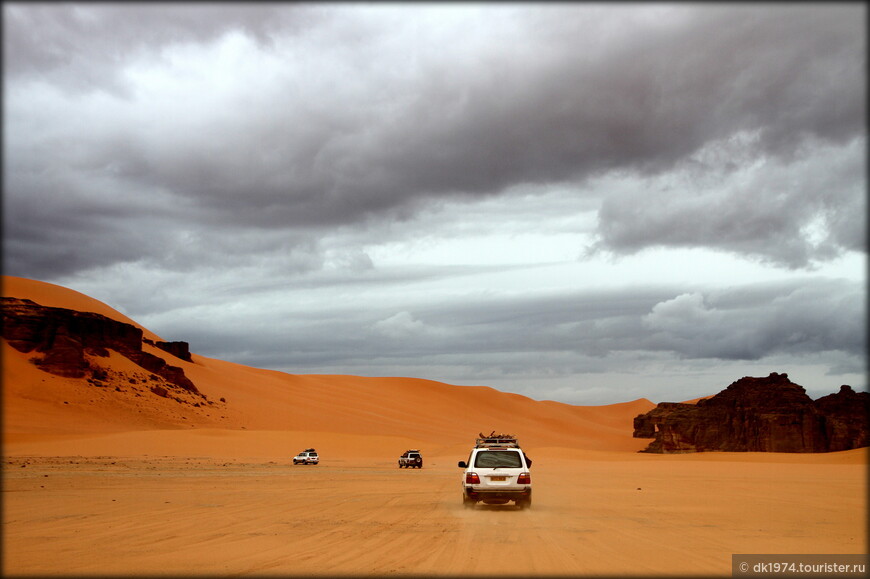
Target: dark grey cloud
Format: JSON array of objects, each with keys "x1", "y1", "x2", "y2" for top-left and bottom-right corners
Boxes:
[
  {"x1": 154, "y1": 276, "x2": 865, "y2": 380},
  {"x1": 3, "y1": 4, "x2": 865, "y2": 404},
  {"x1": 591, "y1": 134, "x2": 866, "y2": 268},
  {"x1": 4, "y1": 4, "x2": 865, "y2": 281},
  {"x1": 641, "y1": 280, "x2": 866, "y2": 361},
  {"x1": 355, "y1": 4, "x2": 865, "y2": 199},
  {"x1": 3, "y1": 3, "x2": 304, "y2": 92}
]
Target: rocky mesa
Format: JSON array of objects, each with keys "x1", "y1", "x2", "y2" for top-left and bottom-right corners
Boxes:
[{"x1": 633, "y1": 372, "x2": 869, "y2": 453}]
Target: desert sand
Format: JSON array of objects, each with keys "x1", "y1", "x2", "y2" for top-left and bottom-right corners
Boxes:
[{"x1": 2, "y1": 275, "x2": 867, "y2": 576}]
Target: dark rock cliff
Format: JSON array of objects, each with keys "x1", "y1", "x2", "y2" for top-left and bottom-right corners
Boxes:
[
  {"x1": 144, "y1": 338, "x2": 193, "y2": 362},
  {"x1": 2, "y1": 297, "x2": 199, "y2": 395},
  {"x1": 633, "y1": 373, "x2": 869, "y2": 453},
  {"x1": 814, "y1": 384, "x2": 870, "y2": 452}
]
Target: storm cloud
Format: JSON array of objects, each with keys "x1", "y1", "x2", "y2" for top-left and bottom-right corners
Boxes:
[{"x1": 3, "y1": 3, "x2": 866, "y2": 404}]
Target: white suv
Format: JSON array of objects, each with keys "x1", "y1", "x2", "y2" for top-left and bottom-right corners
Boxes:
[
  {"x1": 458, "y1": 436, "x2": 532, "y2": 509},
  {"x1": 398, "y1": 450, "x2": 423, "y2": 468},
  {"x1": 293, "y1": 449, "x2": 319, "y2": 465}
]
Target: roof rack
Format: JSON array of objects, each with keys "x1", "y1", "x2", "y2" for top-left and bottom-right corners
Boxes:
[{"x1": 475, "y1": 435, "x2": 519, "y2": 448}]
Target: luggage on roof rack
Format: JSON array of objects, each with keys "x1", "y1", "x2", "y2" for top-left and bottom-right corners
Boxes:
[{"x1": 475, "y1": 435, "x2": 519, "y2": 448}]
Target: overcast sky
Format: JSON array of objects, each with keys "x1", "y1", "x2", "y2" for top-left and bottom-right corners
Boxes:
[{"x1": 4, "y1": 3, "x2": 866, "y2": 405}]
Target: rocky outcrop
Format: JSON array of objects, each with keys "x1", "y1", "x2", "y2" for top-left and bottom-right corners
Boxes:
[
  {"x1": 155, "y1": 340, "x2": 192, "y2": 362},
  {"x1": 815, "y1": 385, "x2": 870, "y2": 451},
  {"x1": 633, "y1": 373, "x2": 869, "y2": 453},
  {"x1": 632, "y1": 403, "x2": 685, "y2": 438},
  {"x1": 144, "y1": 338, "x2": 193, "y2": 362},
  {"x1": 1, "y1": 297, "x2": 199, "y2": 394}
]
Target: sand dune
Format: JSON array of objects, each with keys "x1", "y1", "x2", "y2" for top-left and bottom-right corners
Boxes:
[
  {"x1": 2, "y1": 275, "x2": 654, "y2": 451},
  {"x1": 2, "y1": 276, "x2": 164, "y2": 341},
  {"x1": 2, "y1": 275, "x2": 866, "y2": 576}
]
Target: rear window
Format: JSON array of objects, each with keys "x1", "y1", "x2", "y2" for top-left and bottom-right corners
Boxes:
[{"x1": 474, "y1": 450, "x2": 522, "y2": 468}]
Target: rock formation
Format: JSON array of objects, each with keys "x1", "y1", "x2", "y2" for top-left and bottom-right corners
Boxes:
[
  {"x1": 814, "y1": 384, "x2": 870, "y2": 452},
  {"x1": 144, "y1": 338, "x2": 193, "y2": 362},
  {"x1": 633, "y1": 373, "x2": 869, "y2": 453},
  {"x1": 2, "y1": 297, "x2": 200, "y2": 396}
]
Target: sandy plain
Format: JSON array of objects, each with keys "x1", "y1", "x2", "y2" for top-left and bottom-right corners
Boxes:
[{"x1": 2, "y1": 275, "x2": 868, "y2": 576}]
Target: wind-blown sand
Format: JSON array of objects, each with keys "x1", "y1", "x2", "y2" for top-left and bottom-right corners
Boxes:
[{"x1": 2, "y1": 276, "x2": 867, "y2": 576}]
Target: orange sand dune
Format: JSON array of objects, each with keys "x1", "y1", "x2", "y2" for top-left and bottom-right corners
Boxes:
[
  {"x1": 2, "y1": 275, "x2": 164, "y2": 341},
  {"x1": 681, "y1": 395, "x2": 713, "y2": 404},
  {"x1": 2, "y1": 275, "x2": 654, "y2": 453},
  {"x1": 2, "y1": 276, "x2": 866, "y2": 576}
]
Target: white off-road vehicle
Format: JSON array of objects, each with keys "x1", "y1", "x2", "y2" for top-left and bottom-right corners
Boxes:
[
  {"x1": 398, "y1": 449, "x2": 423, "y2": 468},
  {"x1": 458, "y1": 435, "x2": 532, "y2": 509},
  {"x1": 293, "y1": 448, "x2": 319, "y2": 465}
]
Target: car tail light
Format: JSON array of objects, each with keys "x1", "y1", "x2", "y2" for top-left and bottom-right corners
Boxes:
[
  {"x1": 466, "y1": 472, "x2": 481, "y2": 484},
  {"x1": 517, "y1": 473, "x2": 531, "y2": 484}
]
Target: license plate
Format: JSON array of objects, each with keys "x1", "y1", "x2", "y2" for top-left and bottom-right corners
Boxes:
[{"x1": 490, "y1": 476, "x2": 507, "y2": 481}]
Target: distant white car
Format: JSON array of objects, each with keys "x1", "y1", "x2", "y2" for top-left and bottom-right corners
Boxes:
[
  {"x1": 293, "y1": 449, "x2": 319, "y2": 465},
  {"x1": 458, "y1": 436, "x2": 531, "y2": 509},
  {"x1": 398, "y1": 449, "x2": 423, "y2": 469}
]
